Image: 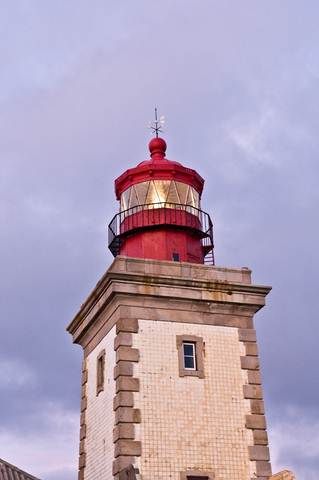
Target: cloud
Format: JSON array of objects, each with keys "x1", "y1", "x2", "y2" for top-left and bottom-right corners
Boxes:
[
  {"x1": 269, "y1": 407, "x2": 319, "y2": 480},
  {"x1": 0, "y1": 359, "x2": 37, "y2": 389},
  {"x1": 225, "y1": 104, "x2": 277, "y2": 165},
  {"x1": 1, "y1": 1, "x2": 319, "y2": 479},
  {"x1": 0, "y1": 402, "x2": 78, "y2": 480}
]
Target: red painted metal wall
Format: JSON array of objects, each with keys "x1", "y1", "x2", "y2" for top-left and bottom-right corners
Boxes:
[{"x1": 120, "y1": 227, "x2": 204, "y2": 264}]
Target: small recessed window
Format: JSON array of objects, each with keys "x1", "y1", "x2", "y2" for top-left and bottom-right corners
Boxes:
[
  {"x1": 183, "y1": 342, "x2": 196, "y2": 370},
  {"x1": 188, "y1": 477, "x2": 209, "y2": 480},
  {"x1": 176, "y1": 335, "x2": 205, "y2": 378},
  {"x1": 180, "y1": 472, "x2": 212, "y2": 480},
  {"x1": 96, "y1": 350, "x2": 105, "y2": 395},
  {"x1": 172, "y1": 252, "x2": 180, "y2": 262}
]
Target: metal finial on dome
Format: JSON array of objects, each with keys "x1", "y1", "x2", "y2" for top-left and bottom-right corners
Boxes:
[{"x1": 149, "y1": 107, "x2": 165, "y2": 137}]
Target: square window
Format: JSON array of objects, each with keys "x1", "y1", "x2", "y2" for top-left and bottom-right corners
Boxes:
[
  {"x1": 172, "y1": 252, "x2": 180, "y2": 262},
  {"x1": 176, "y1": 335, "x2": 205, "y2": 378}
]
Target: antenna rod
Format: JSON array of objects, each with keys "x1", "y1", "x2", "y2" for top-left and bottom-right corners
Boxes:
[
  {"x1": 155, "y1": 107, "x2": 158, "y2": 137},
  {"x1": 149, "y1": 108, "x2": 165, "y2": 137}
]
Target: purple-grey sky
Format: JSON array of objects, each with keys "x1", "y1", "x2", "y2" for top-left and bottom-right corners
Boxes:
[{"x1": 1, "y1": 2, "x2": 318, "y2": 479}]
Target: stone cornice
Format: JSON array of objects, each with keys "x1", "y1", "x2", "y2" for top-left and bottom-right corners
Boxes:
[{"x1": 67, "y1": 256, "x2": 271, "y2": 344}]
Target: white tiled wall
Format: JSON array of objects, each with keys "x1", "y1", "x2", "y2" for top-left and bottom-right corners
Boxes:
[
  {"x1": 133, "y1": 320, "x2": 252, "y2": 480},
  {"x1": 85, "y1": 326, "x2": 116, "y2": 480}
]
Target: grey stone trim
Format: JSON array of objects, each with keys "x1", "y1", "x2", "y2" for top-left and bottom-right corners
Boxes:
[
  {"x1": 253, "y1": 429, "x2": 269, "y2": 445},
  {"x1": 78, "y1": 359, "x2": 87, "y2": 480},
  {"x1": 67, "y1": 257, "x2": 271, "y2": 347},
  {"x1": 246, "y1": 414, "x2": 267, "y2": 430},
  {"x1": 256, "y1": 461, "x2": 272, "y2": 477},
  {"x1": 249, "y1": 446, "x2": 270, "y2": 461},
  {"x1": 238, "y1": 329, "x2": 272, "y2": 480},
  {"x1": 113, "y1": 320, "x2": 141, "y2": 478},
  {"x1": 113, "y1": 456, "x2": 135, "y2": 476}
]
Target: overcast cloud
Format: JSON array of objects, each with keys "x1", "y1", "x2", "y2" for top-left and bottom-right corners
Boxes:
[{"x1": 1, "y1": 1, "x2": 318, "y2": 479}]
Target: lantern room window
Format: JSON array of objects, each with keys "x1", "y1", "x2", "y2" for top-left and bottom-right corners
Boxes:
[{"x1": 120, "y1": 180, "x2": 200, "y2": 211}]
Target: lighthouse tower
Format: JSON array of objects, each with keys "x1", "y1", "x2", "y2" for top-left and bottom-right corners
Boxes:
[{"x1": 67, "y1": 135, "x2": 272, "y2": 480}]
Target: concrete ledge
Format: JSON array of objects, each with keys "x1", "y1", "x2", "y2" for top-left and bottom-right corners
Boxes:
[
  {"x1": 241, "y1": 356, "x2": 259, "y2": 370},
  {"x1": 113, "y1": 392, "x2": 134, "y2": 410},
  {"x1": 116, "y1": 376, "x2": 139, "y2": 393},
  {"x1": 239, "y1": 328, "x2": 257, "y2": 342},
  {"x1": 245, "y1": 342, "x2": 258, "y2": 356},
  {"x1": 79, "y1": 425, "x2": 86, "y2": 440},
  {"x1": 116, "y1": 347, "x2": 139, "y2": 363},
  {"x1": 115, "y1": 407, "x2": 141, "y2": 425},
  {"x1": 116, "y1": 318, "x2": 139, "y2": 334},
  {"x1": 114, "y1": 361, "x2": 134, "y2": 379},
  {"x1": 249, "y1": 446, "x2": 270, "y2": 461},
  {"x1": 250, "y1": 399, "x2": 265, "y2": 415},
  {"x1": 256, "y1": 461, "x2": 272, "y2": 476},
  {"x1": 81, "y1": 370, "x2": 88, "y2": 385},
  {"x1": 78, "y1": 453, "x2": 86, "y2": 469},
  {"x1": 80, "y1": 397, "x2": 87, "y2": 412},
  {"x1": 114, "y1": 333, "x2": 133, "y2": 350},
  {"x1": 113, "y1": 424, "x2": 135, "y2": 443},
  {"x1": 248, "y1": 371, "x2": 262, "y2": 384},
  {"x1": 80, "y1": 412, "x2": 85, "y2": 427},
  {"x1": 243, "y1": 384, "x2": 263, "y2": 399},
  {"x1": 115, "y1": 440, "x2": 141, "y2": 458},
  {"x1": 246, "y1": 414, "x2": 266, "y2": 430},
  {"x1": 113, "y1": 456, "x2": 135, "y2": 475},
  {"x1": 253, "y1": 429, "x2": 269, "y2": 445}
]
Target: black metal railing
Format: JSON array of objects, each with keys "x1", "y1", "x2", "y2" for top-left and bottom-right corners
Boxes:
[{"x1": 108, "y1": 202, "x2": 214, "y2": 264}]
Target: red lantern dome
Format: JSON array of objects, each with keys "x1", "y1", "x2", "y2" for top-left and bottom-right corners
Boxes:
[{"x1": 108, "y1": 137, "x2": 214, "y2": 265}]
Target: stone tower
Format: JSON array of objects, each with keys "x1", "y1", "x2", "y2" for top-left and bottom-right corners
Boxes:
[{"x1": 67, "y1": 136, "x2": 272, "y2": 480}]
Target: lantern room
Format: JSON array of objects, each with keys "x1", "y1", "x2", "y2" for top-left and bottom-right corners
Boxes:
[{"x1": 108, "y1": 137, "x2": 214, "y2": 264}]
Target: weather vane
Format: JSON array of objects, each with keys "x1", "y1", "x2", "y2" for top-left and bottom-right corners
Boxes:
[{"x1": 149, "y1": 107, "x2": 165, "y2": 137}]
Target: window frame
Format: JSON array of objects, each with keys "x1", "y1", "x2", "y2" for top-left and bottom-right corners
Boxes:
[
  {"x1": 180, "y1": 471, "x2": 213, "y2": 480},
  {"x1": 176, "y1": 335, "x2": 205, "y2": 378},
  {"x1": 96, "y1": 349, "x2": 105, "y2": 395},
  {"x1": 182, "y1": 342, "x2": 197, "y2": 370}
]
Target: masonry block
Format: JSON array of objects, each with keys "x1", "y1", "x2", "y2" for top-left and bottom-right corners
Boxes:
[
  {"x1": 115, "y1": 440, "x2": 142, "y2": 458},
  {"x1": 249, "y1": 445, "x2": 270, "y2": 461},
  {"x1": 246, "y1": 414, "x2": 266, "y2": 430},
  {"x1": 241, "y1": 356, "x2": 259, "y2": 370},
  {"x1": 116, "y1": 376, "x2": 139, "y2": 393},
  {"x1": 116, "y1": 347, "x2": 139, "y2": 363},
  {"x1": 114, "y1": 361, "x2": 134, "y2": 379},
  {"x1": 114, "y1": 333, "x2": 133, "y2": 350},
  {"x1": 243, "y1": 384, "x2": 263, "y2": 399},
  {"x1": 116, "y1": 318, "x2": 139, "y2": 334},
  {"x1": 115, "y1": 407, "x2": 141, "y2": 425},
  {"x1": 113, "y1": 423, "x2": 135, "y2": 443},
  {"x1": 113, "y1": 392, "x2": 134, "y2": 410},
  {"x1": 238, "y1": 328, "x2": 257, "y2": 342}
]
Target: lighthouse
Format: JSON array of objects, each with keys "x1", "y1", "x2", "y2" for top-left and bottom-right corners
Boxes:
[{"x1": 67, "y1": 133, "x2": 272, "y2": 480}]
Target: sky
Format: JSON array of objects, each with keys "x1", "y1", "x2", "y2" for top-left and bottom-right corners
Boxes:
[{"x1": 0, "y1": 1, "x2": 318, "y2": 479}]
